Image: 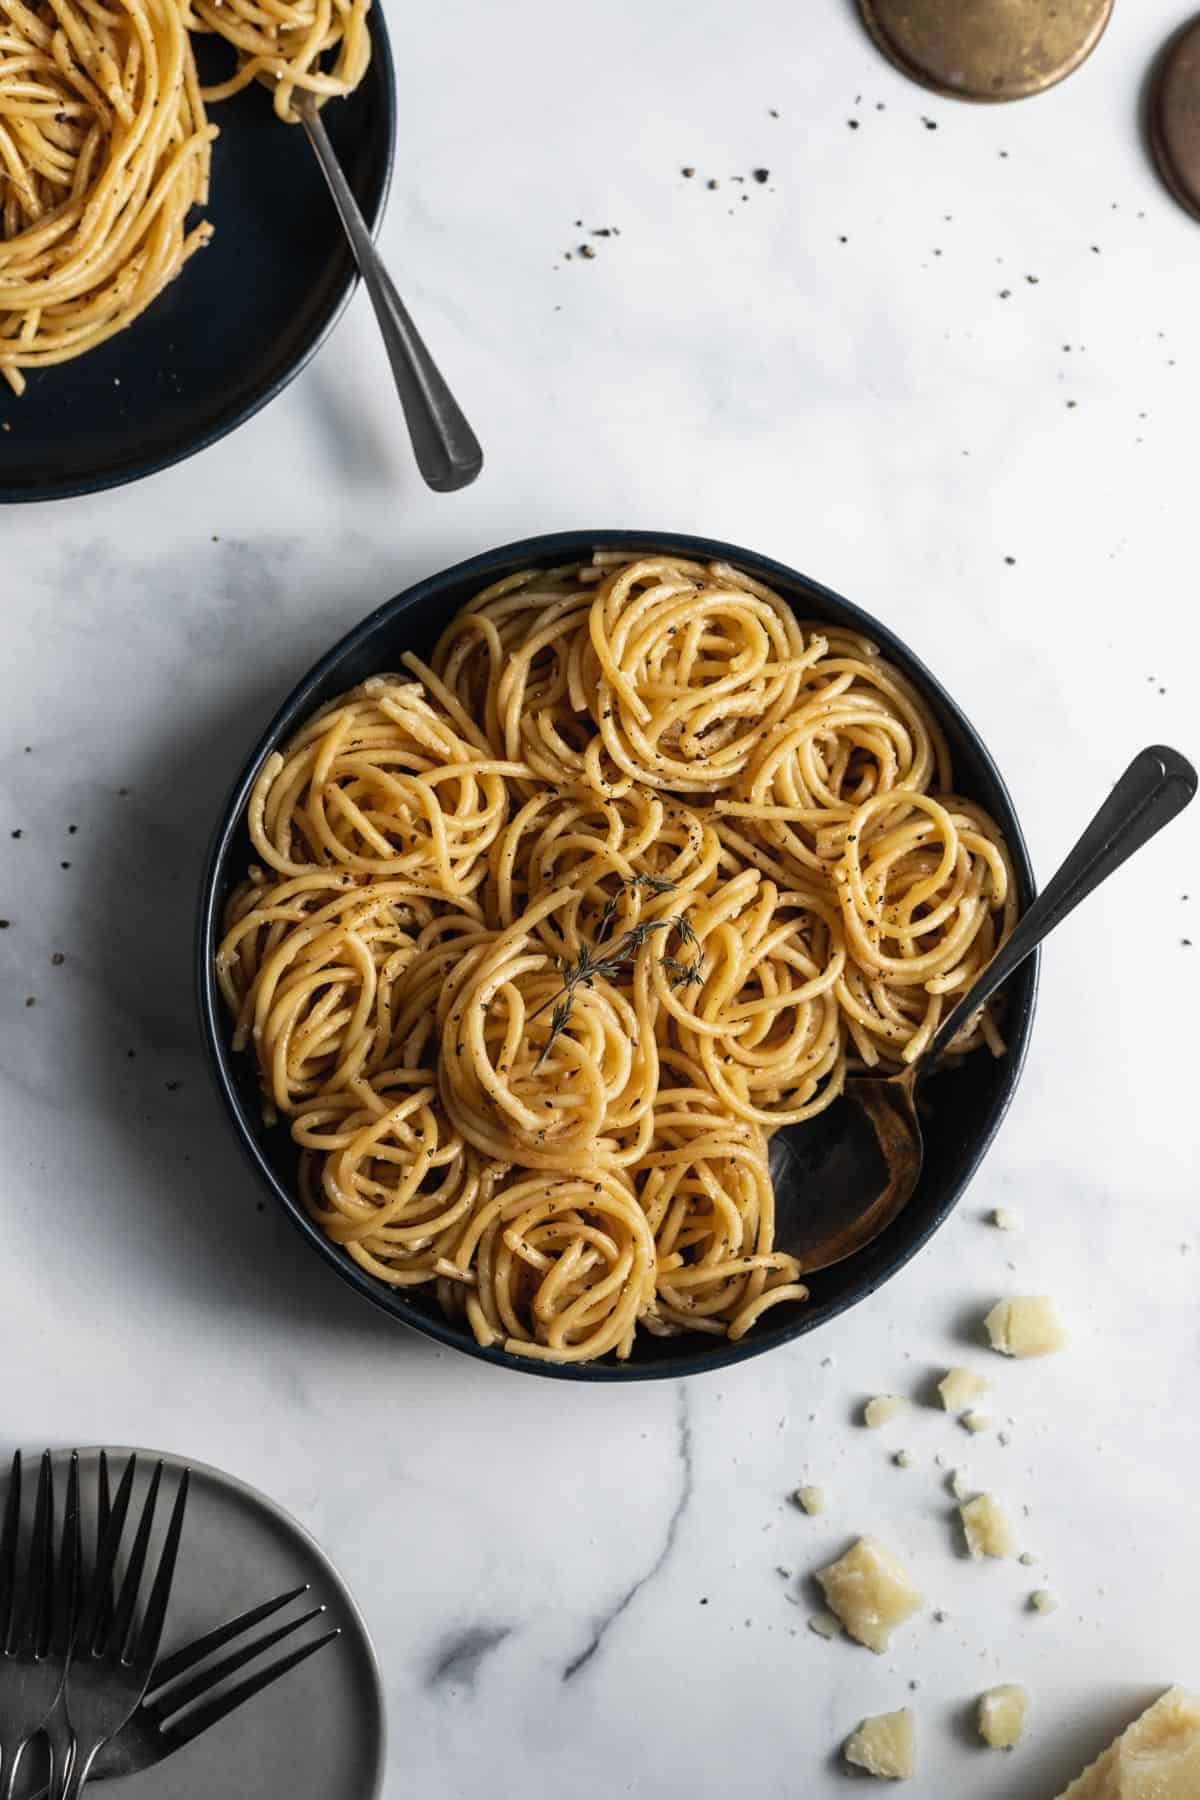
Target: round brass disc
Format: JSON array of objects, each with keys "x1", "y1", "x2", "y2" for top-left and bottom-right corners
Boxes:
[
  {"x1": 1150, "y1": 16, "x2": 1200, "y2": 224},
  {"x1": 858, "y1": 0, "x2": 1116, "y2": 103}
]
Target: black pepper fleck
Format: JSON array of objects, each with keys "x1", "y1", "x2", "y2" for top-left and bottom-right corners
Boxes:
[
  {"x1": 50, "y1": 952, "x2": 64, "y2": 966},
  {"x1": 681, "y1": 167, "x2": 695, "y2": 178},
  {"x1": 752, "y1": 167, "x2": 769, "y2": 184}
]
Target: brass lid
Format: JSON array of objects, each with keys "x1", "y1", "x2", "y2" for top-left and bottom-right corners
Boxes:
[
  {"x1": 858, "y1": 0, "x2": 1115, "y2": 103},
  {"x1": 1151, "y1": 16, "x2": 1200, "y2": 223}
]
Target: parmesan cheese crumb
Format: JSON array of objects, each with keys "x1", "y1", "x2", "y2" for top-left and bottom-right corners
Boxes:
[
  {"x1": 984, "y1": 1296, "x2": 1067, "y2": 1358},
  {"x1": 962, "y1": 1410, "x2": 992, "y2": 1435},
  {"x1": 991, "y1": 1208, "x2": 1020, "y2": 1231},
  {"x1": 960, "y1": 1493, "x2": 1015, "y2": 1560},
  {"x1": 815, "y1": 1537, "x2": 923, "y2": 1653},
  {"x1": 864, "y1": 1395, "x2": 910, "y2": 1429},
  {"x1": 894, "y1": 1449, "x2": 915, "y2": 1469},
  {"x1": 808, "y1": 1609, "x2": 841, "y2": 1639},
  {"x1": 938, "y1": 1367, "x2": 990, "y2": 1412},
  {"x1": 1049, "y1": 1688, "x2": 1200, "y2": 1797},
  {"x1": 1030, "y1": 1589, "x2": 1058, "y2": 1614},
  {"x1": 794, "y1": 1484, "x2": 827, "y2": 1516},
  {"x1": 979, "y1": 1684, "x2": 1029, "y2": 1749},
  {"x1": 844, "y1": 1708, "x2": 915, "y2": 1780}
]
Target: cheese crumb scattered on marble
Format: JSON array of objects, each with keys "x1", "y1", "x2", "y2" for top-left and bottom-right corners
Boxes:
[
  {"x1": 992, "y1": 1208, "x2": 1020, "y2": 1230},
  {"x1": 864, "y1": 1395, "x2": 910, "y2": 1429},
  {"x1": 1030, "y1": 1589, "x2": 1058, "y2": 1614},
  {"x1": 794, "y1": 1484, "x2": 828, "y2": 1516},
  {"x1": 950, "y1": 1468, "x2": 972, "y2": 1501},
  {"x1": 984, "y1": 1296, "x2": 1067, "y2": 1358},
  {"x1": 808, "y1": 1610, "x2": 841, "y2": 1640},
  {"x1": 815, "y1": 1537, "x2": 924, "y2": 1653},
  {"x1": 1051, "y1": 1687, "x2": 1200, "y2": 1798},
  {"x1": 979, "y1": 1684, "x2": 1029, "y2": 1749},
  {"x1": 843, "y1": 1708, "x2": 915, "y2": 1780},
  {"x1": 962, "y1": 1410, "x2": 992, "y2": 1434},
  {"x1": 894, "y1": 1449, "x2": 915, "y2": 1469},
  {"x1": 1018, "y1": 1551, "x2": 1036, "y2": 1566},
  {"x1": 938, "y1": 1367, "x2": 990, "y2": 1412},
  {"x1": 960, "y1": 1493, "x2": 1015, "y2": 1560}
]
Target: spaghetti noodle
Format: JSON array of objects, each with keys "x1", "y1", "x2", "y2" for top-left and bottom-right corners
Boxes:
[
  {"x1": 183, "y1": 0, "x2": 370, "y2": 123},
  {"x1": 218, "y1": 554, "x2": 1017, "y2": 1364},
  {"x1": 0, "y1": 0, "x2": 216, "y2": 395}
]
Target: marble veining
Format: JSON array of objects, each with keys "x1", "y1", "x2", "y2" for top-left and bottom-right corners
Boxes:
[{"x1": 562, "y1": 1387, "x2": 693, "y2": 1681}]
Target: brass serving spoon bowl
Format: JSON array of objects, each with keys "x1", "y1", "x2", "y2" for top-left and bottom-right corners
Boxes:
[{"x1": 772, "y1": 745, "x2": 1197, "y2": 1272}]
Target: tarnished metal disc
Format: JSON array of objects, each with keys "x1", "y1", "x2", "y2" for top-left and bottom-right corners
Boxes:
[
  {"x1": 858, "y1": 0, "x2": 1115, "y2": 103},
  {"x1": 1150, "y1": 16, "x2": 1200, "y2": 223}
]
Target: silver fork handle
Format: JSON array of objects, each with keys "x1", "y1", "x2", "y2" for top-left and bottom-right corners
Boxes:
[
  {"x1": 52, "y1": 1734, "x2": 100, "y2": 1800},
  {"x1": 42, "y1": 1697, "x2": 74, "y2": 1800},
  {"x1": 297, "y1": 95, "x2": 483, "y2": 494}
]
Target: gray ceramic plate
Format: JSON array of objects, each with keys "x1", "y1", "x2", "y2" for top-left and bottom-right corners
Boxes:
[{"x1": 4, "y1": 1448, "x2": 384, "y2": 1800}]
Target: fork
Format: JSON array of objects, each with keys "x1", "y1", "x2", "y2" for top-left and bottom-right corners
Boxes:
[
  {"x1": 55, "y1": 1455, "x2": 189, "y2": 1800},
  {"x1": 0, "y1": 1453, "x2": 79, "y2": 1800},
  {"x1": 28, "y1": 1585, "x2": 338, "y2": 1796}
]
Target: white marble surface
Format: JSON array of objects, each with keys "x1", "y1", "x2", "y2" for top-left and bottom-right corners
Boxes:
[{"x1": 3, "y1": 0, "x2": 1200, "y2": 1793}]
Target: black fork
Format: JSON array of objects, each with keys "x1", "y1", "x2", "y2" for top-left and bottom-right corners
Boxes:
[
  {"x1": 56, "y1": 1455, "x2": 189, "y2": 1800},
  {"x1": 0, "y1": 1452, "x2": 79, "y2": 1800},
  {"x1": 27, "y1": 1585, "x2": 338, "y2": 1796}
]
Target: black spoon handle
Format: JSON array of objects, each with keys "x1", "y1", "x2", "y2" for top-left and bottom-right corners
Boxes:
[{"x1": 927, "y1": 744, "x2": 1197, "y2": 1070}]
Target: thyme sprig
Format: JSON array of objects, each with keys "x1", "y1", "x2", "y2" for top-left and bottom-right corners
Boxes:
[{"x1": 530, "y1": 875, "x2": 704, "y2": 1068}]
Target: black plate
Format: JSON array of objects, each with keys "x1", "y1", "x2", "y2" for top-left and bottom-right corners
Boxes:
[
  {"x1": 0, "y1": 17, "x2": 395, "y2": 504},
  {"x1": 197, "y1": 531, "x2": 1040, "y2": 1382}
]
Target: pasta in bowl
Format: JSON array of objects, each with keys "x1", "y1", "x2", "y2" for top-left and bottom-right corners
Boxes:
[{"x1": 198, "y1": 533, "x2": 1037, "y2": 1379}]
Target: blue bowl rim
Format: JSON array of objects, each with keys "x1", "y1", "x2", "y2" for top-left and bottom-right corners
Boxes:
[{"x1": 195, "y1": 529, "x2": 1040, "y2": 1382}]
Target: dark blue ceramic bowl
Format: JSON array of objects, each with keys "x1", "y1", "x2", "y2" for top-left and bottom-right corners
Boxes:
[
  {"x1": 0, "y1": 13, "x2": 395, "y2": 502},
  {"x1": 196, "y1": 531, "x2": 1038, "y2": 1380}
]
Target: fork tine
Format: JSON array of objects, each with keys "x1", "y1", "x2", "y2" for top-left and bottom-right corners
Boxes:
[
  {"x1": 108, "y1": 1460, "x2": 162, "y2": 1661},
  {"x1": 149, "y1": 1584, "x2": 310, "y2": 1690},
  {"x1": 51, "y1": 1452, "x2": 81, "y2": 1656},
  {"x1": 131, "y1": 1469, "x2": 188, "y2": 1671},
  {"x1": 78, "y1": 1452, "x2": 136, "y2": 1653},
  {"x1": 0, "y1": 1450, "x2": 20, "y2": 1652},
  {"x1": 162, "y1": 1628, "x2": 340, "y2": 1748},
  {"x1": 92, "y1": 1448, "x2": 112, "y2": 1647},
  {"x1": 18, "y1": 1452, "x2": 54, "y2": 1657},
  {"x1": 152, "y1": 1607, "x2": 325, "y2": 1720}
]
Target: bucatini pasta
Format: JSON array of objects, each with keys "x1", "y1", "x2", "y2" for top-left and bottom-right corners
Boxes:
[{"x1": 217, "y1": 554, "x2": 1016, "y2": 1364}]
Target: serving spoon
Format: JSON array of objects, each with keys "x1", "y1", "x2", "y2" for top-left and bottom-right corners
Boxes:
[
  {"x1": 295, "y1": 92, "x2": 483, "y2": 493},
  {"x1": 771, "y1": 744, "x2": 1197, "y2": 1272}
]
